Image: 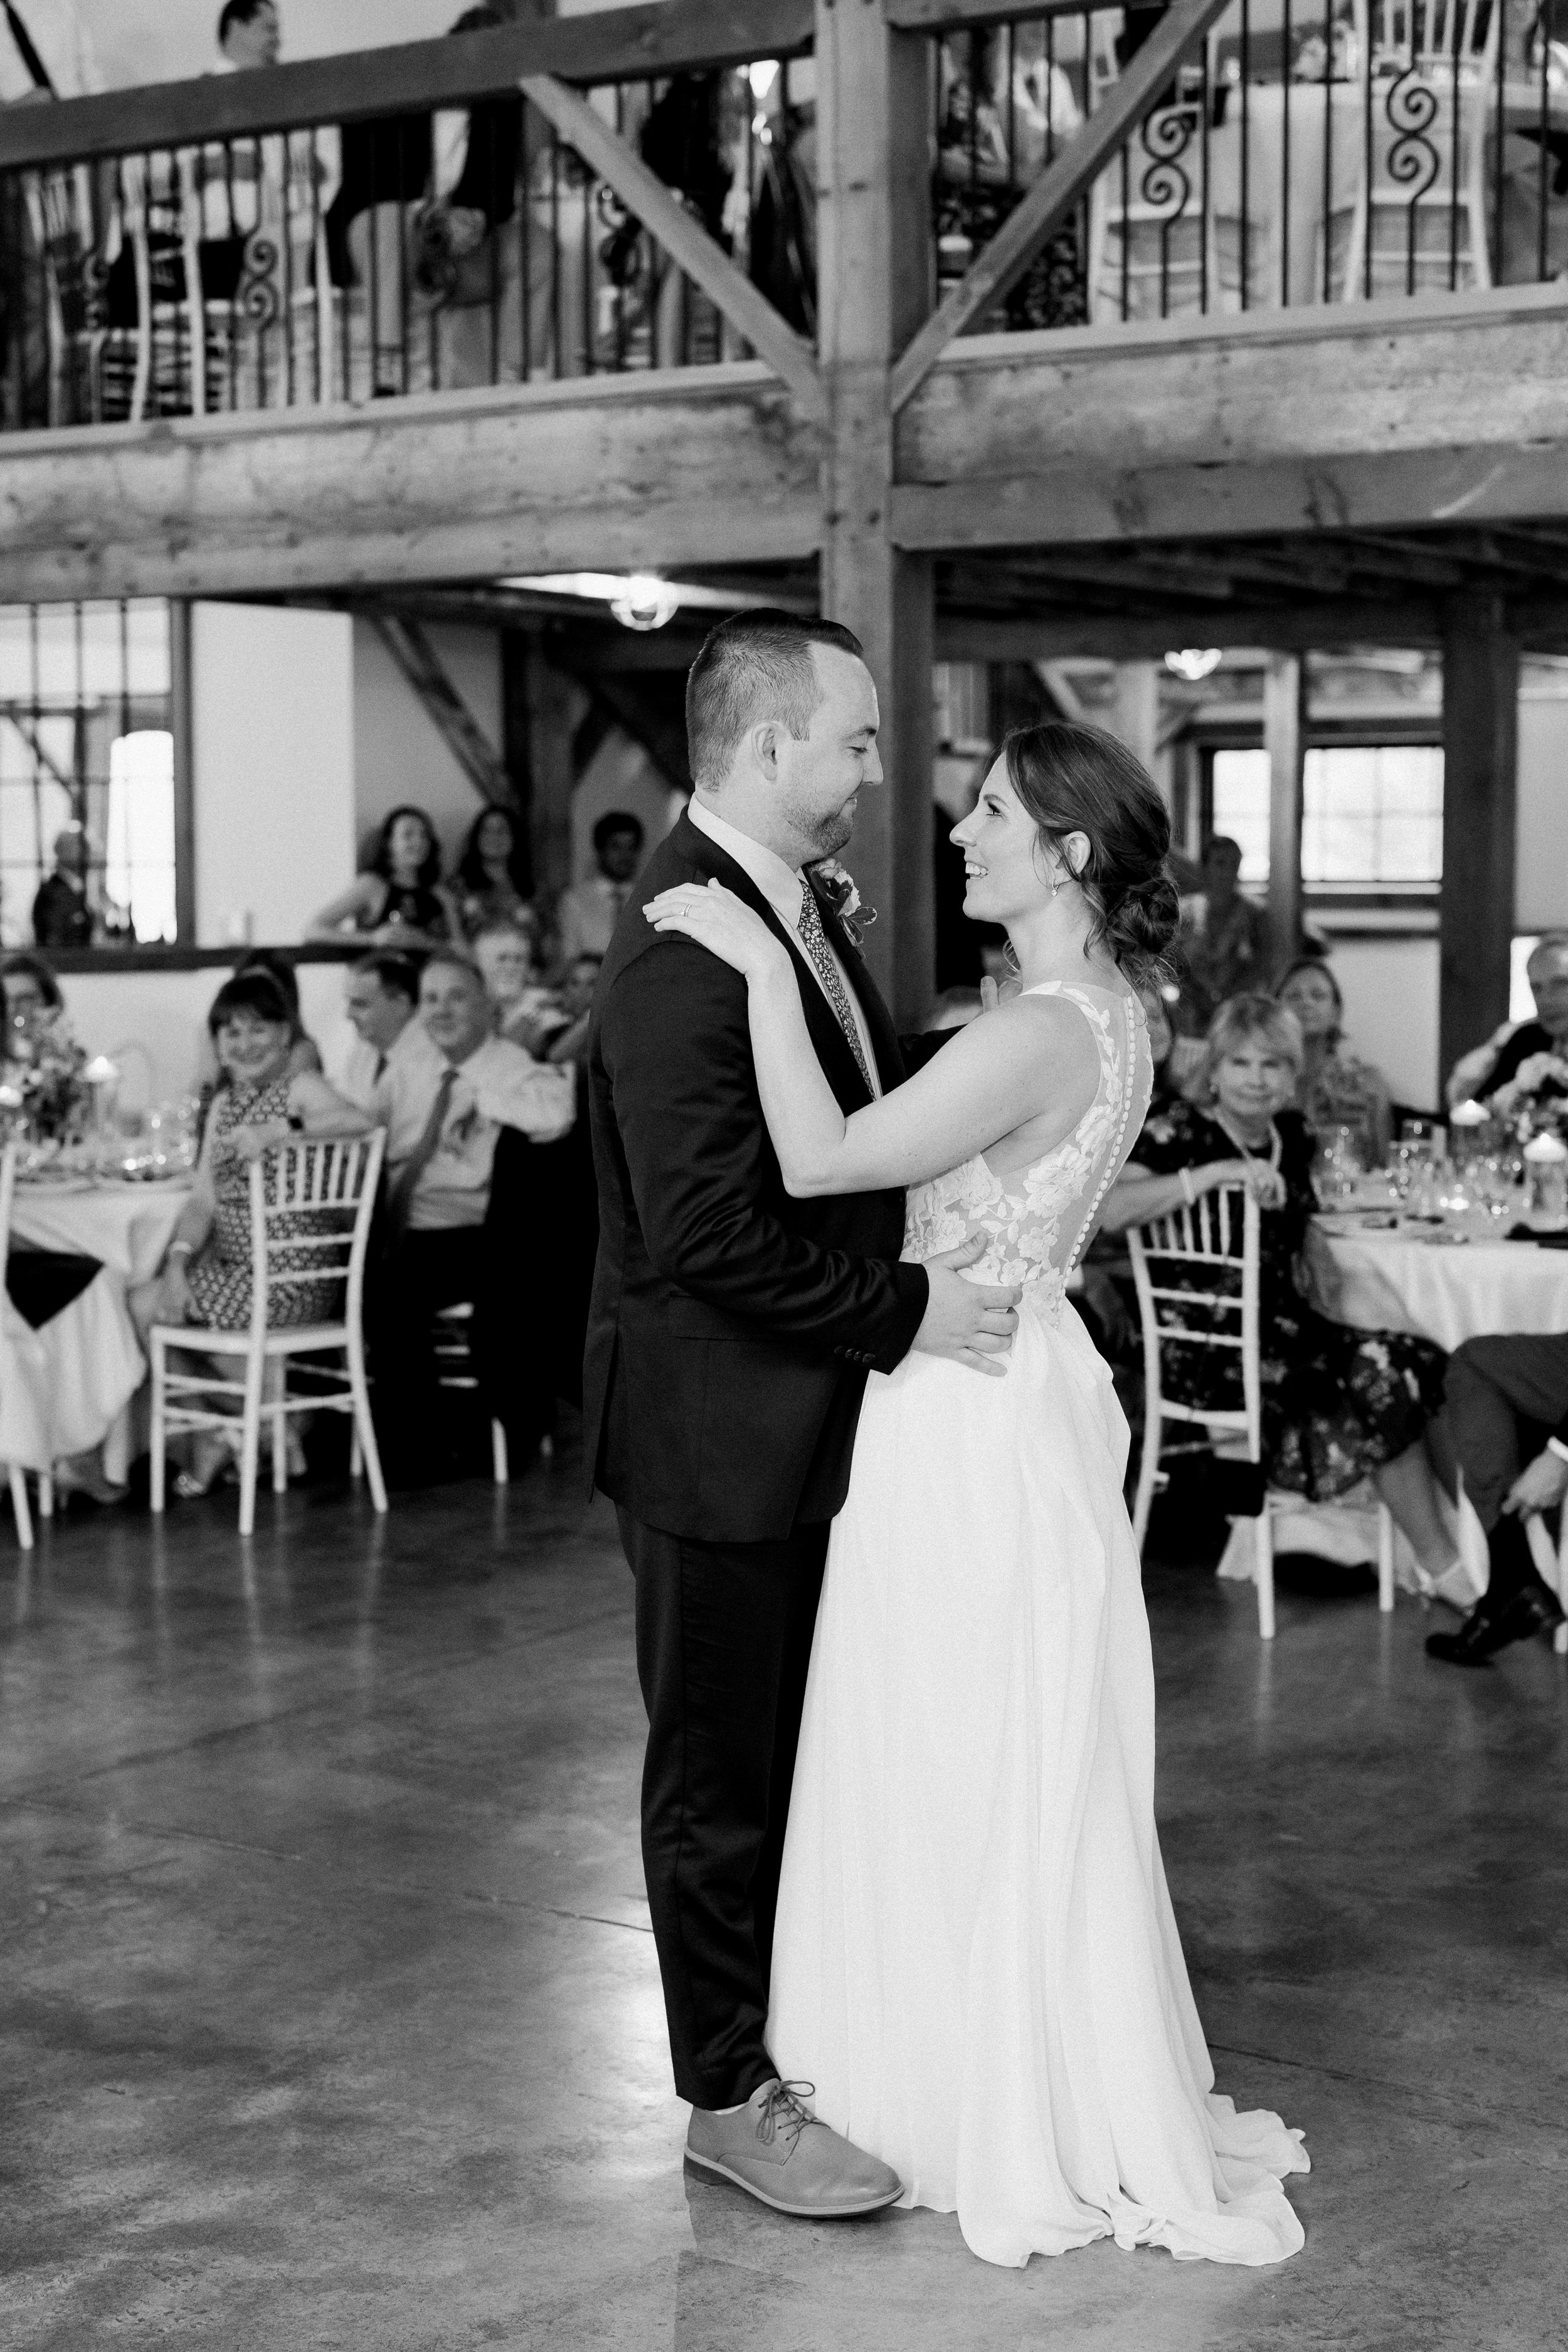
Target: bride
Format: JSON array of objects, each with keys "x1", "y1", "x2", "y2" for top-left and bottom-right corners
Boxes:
[{"x1": 642, "y1": 721, "x2": 1307, "y2": 2269}]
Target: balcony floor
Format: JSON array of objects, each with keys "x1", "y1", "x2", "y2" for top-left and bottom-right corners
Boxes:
[{"x1": 2, "y1": 1445, "x2": 1562, "y2": 2349}]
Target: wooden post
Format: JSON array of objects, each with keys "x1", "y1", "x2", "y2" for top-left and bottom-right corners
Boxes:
[
  {"x1": 524, "y1": 633, "x2": 576, "y2": 911},
  {"x1": 501, "y1": 628, "x2": 536, "y2": 898},
  {"x1": 1263, "y1": 653, "x2": 1306, "y2": 983},
  {"x1": 171, "y1": 598, "x2": 197, "y2": 947},
  {"x1": 816, "y1": 0, "x2": 935, "y2": 1025},
  {"x1": 1440, "y1": 594, "x2": 1518, "y2": 1082}
]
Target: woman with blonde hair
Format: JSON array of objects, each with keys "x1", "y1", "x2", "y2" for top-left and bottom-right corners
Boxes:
[{"x1": 1104, "y1": 992, "x2": 1458, "y2": 1585}]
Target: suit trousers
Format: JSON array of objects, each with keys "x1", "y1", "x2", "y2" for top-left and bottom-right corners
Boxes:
[
  {"x1": 618, "y1": 1506, "x2": 828, "y2": 2111},
  {"x1": 1446, "y1": 1333, "x2": 1568, "y2": 1604}
]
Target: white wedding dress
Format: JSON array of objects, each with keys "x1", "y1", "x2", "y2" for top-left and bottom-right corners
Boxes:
[{"x1": 768, "y1": 980, "x2": 1308, "y2": 2268}]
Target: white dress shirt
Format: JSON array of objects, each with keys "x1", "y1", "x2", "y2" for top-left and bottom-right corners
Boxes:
[
  {"x1": 332, "y1": 1007, "x2": 435, "y2": 1115},
  {"x1": 687, "y1": 797, "x2": 881, "y2": 1098},
  {"x1": 373, "y1": 1029, "x2": 575, "y2": 1232},
  {"x1": 557, "y1": 872, "x2": 634, "y2": 962}
]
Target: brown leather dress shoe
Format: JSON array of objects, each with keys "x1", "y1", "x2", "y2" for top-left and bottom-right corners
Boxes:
[
  {"x1": 686, "y1": 2079, "x2": 903, "y2": 2218},
  {"x1": 1426, "y1": 1581, "x2": 1567, "y2": 1667}
]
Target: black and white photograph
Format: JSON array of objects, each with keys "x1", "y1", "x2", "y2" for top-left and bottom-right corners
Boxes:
[{"x1": 1, "y1": 0, "x2": 1564, "y2": 2344}]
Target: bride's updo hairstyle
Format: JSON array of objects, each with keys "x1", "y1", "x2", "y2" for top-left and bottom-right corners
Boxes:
[{"x1": 1004, "y1": 721, "x2": 1180, "y2": 985}]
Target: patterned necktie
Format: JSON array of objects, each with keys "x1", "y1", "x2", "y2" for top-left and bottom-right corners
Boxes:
[
  {"x1": 797, "y1": 885, "x2": 874, "y2": 1095},
  {"x1": 387, "y1": 1066, "x2": 457, "y2": 1233}
]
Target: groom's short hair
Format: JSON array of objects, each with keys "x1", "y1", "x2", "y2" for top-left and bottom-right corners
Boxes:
[{"x1": 686, "y1": 610, "x2": 866, "y2": 791}]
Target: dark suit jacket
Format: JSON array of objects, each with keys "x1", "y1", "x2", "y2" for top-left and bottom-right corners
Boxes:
[{"x1": 583, "y1": 812, "x2": 930, "y2": 1542}]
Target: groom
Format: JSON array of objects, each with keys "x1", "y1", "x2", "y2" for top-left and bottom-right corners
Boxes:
[{"x1": 584, "y1": 610, "x2": 1020, "y2": 2215}]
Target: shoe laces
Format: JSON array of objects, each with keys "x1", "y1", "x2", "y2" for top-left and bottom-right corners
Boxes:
[{"x1": 755, "y1": 2079, "x2": 820, "y2": 2155}]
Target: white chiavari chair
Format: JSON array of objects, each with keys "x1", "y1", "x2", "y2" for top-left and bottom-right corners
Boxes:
[
  {"x1": 149, "y1": 1131, "x2": 386, "y2": 1537},
  {"x1": 1129, "y1": 1181, "x2": 1395, "y2": 1639},
  {"x1": 0, "y1": 1143, "x2": 36, "y2": 1550}
]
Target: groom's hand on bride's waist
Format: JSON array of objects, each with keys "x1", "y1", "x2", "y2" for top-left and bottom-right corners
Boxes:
[{"x1": 911, "y1": 1234, "x2": 1020, "y2": 1377}]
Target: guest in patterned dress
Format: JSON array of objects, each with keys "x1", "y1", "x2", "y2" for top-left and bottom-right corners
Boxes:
[
  {"x1": 1102, "y1": 993, "x2": 1463, "y2": 1586},
  {"x1": 1276, "y1": 957, "x2": 1393, "y2": 1168},
  {"x1": 130, "y1": 970, "x2": 371, "y2": 1495}
]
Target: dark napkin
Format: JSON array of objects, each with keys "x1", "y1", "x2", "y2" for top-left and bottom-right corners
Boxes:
[
  {"x1": 6, "y1": 1247, "x2": 102, "y2": 1329},
  {"x1": 1505, "y1": 1224, "x2": 1568, "y2": 1251}
]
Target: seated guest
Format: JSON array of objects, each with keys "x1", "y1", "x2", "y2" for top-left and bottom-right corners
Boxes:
[
  {"x1": 194, "y1": 948, "x2": 322, "y2": 1106},
  {"x1": 1170, "y1": 835, "x2": 1269, "y2": 1037},
  {"x1": 1446, "y1": 933, "x2": 1568, "y2": 1110},
  {"x1": 33, "y1": 825, "x2": 95, "y2": 950},
  {"x1": 556, "y1": 812, "x2": 645, "y2": 963},
  {"x1": 470, "y1": 920, "x2": 555, "y2": 1045},
  {"x1": 1425, "y1": 1338, "x2": 1568, "y2": 1666},
  {"x1": 1, "y1": 948, "x2": 65, "y2": 1052},
  {"x1": 1140, "y1": 981, "x2": 1205, "y2": 1106},
  {"x1": 456, "y1": 806, "x2": 536, "y2": 941},
  {"x1": 1276, "y1": 957, "x2": 1393, "y2": 1167},
  {"x1": 368, "y1": 951, "x2": 574, "y2": 1477},
  {"x1": 1103, "y1": 993, "x2": 1459, "y2": 1586},
  {"x1": 308, "y1": 806, "x2": 458, "y2": 948},
  {"x1": 130, "y1": 970, "x2": 370, "y2": 1495},
  {"x1": 334, "y1": 950, "x2": 428, "y2": 1109}
]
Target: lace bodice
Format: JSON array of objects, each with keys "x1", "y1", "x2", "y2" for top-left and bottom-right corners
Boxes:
[{"x1": 901, "y1": 982, "x2": 1152, "y2": 1322}]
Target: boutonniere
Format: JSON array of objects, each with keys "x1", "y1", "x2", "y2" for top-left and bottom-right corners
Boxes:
[{"x1": 810, "y1": 859, "x2": 876, "y2": 950}]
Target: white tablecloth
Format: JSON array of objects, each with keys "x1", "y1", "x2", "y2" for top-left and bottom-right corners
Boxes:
[
  {"x1": 2, "y1": 1180, "x2": 192, "y2": 1475},
  {"x1": 11, "y1": 1179, "x2": 191, "y2": 1286},
  {"x1": 1304, "y1": 1222, "x2": 1568, "y2": 1353}
]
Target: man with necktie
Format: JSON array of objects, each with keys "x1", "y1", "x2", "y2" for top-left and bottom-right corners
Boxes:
[
  {"x1": 368, "y1": 951, "x2": 573, "y2": 1481},
  {"x1": 584, "y1": 611, "x2": 1020, "y2": 2215}
]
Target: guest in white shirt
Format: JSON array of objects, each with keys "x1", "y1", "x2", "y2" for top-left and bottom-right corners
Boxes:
[
  {"x1": 368, "y1": 950, "x2": 573, "y2": 1480},
  {"x1": 333, "y1": 950, "x2": 429, "y2": 1111},
  {"x1": 556, "y1": 813, "x2": 646, "y2": 964}
]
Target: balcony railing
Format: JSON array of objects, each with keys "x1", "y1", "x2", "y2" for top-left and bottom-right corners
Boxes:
[
  {"x1": 926, "y1": 0, "x2": 1568, "y2": 330},
  {"x1": 0, "y1": 0, "x2": 812, "y2": 431},
  {"x1": 1, "y1": 0, "x2": 1564, "y2": 440}
]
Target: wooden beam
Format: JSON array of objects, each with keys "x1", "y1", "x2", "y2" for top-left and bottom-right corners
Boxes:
[
  {"x1": 817, "y1": 0, "x2": 936, "y2": 1024},
  {"x1": 0, "y1": 370, "x2": 821, "y2": 603},
  {"x1": 934, "y1": 603, "x2": 1449, "y2": 659},
  {"x1": 0, "y1": 0, "x2": 811, "y2": 167},
  {"x1": 525, "y1": 639, "x2": 578, "y2": 907},
  {"x1": 1263, "y1": 654, "x2": 1306, "y2": 980},
  {"x1": 1439, "y1": 596, "x2": 1518, "y2": 1083},
  {"x1": 558, "y1": 665, "x2": 693, "y2": 793},
  {"x1": 371, "y1": 615, "x2": 516, "y2": 808},
  {"x1": 888, "y1": 0, "x2": 1233, "y2": 413},
  {"x1": 897, "y1": 295, "x2": 1568, "y2": 545},
  {"x1": 519, "y1": 76, "x2": 825, "y2": 419},
  {"x1": 887, "y1": 0, "x2": 1100, "y2": 24}
]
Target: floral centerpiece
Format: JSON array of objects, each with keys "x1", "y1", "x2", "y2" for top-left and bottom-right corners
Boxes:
[
  {"x1": 1489, "y1": 1051, "x2": 1568, "y2": 1142},
  {"x1": 1, "y1": 1011, "x2": 93, "y2": 1148}
]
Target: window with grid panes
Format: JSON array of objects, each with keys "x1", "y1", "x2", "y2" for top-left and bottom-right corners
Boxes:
[
  {"x1": 1210, "y1": 744, "x2": 1443, "y2": 888},
  {"x1": 0, "y1": 601, "x2": 176, "y2": 950}
]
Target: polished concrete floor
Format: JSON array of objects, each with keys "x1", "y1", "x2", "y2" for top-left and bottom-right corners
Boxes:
[{"x1": 3, "y1": 1444, "x2": 1565, "y2": 2351}]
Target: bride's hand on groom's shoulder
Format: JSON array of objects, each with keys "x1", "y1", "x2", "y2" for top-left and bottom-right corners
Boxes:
[
  {"x1": 642, "y1": 879, "x2": 790, "y2": 985},
  {"x1": 979, "y1": 974, "x2": 1021, "y2": 1014}
]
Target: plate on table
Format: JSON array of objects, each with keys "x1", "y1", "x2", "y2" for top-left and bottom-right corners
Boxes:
[{"x1": 1313, "y1": 1210, "x2": 1399, "y2": 1237}]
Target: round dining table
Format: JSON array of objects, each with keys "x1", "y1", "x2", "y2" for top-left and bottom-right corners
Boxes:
[
  {"x1": 3, "y1": 1175, "x2": 192, "y2": 1478},
  {"x1": 1303, "y1": 1217, "x2": 1568, "y2": 1353}
]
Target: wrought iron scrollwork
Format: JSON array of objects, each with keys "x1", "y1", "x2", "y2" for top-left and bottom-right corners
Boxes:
[
  {"x1": 236, "y1": 228, "x2": 281, "y2": 329},
  {"x1": 1136, "y1": 102, "x2": 1199, "y2": 221},
  {"x1": 1381, "y1": 65, "x2": 1441, "y2": 203}
]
